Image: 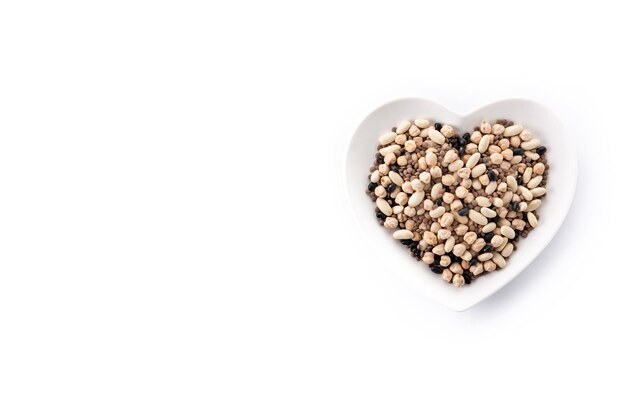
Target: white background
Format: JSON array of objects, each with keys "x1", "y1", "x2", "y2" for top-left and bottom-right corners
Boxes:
[{"x1": 0, "y1": 1, "x2": 624, "y2": 416}]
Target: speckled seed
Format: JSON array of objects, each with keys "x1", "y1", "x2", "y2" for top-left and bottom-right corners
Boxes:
[
  {"x1": 396, "y1": 120, "x2": 411, "y2": 134},
  {"x1": 492, "y1": 252, "x2": 506, "y2": 268},
  {"x1": 419, "y1": 172, "x2": 431, "y2": 184},
  {"x1": 414, "y1": 119, "x2": 430, "y2": 129},
  {"x1": 526, "y1": 199, "x2": 542, "y2": 212},
  {"x1": 423, "y1": 231, "x2": 438, "y2": 246},
  {"x1": 392, "y1": 229, "x2": 413, "y2": 240},
  {"x1": 408, "y1": 191, "x2": 425, "y2": 207},
  {"x1": 527, "y1": 176, "x2": 543, "y2": 189},
  {"x1": 447, "y1": 159, "x2": 464, "y2": 172},
  {"x1": 521, "y1": 139, "x2": 540, "y2": 150},
  {"x1": 531, "y1": 187, "x2": 546, "y2": 197},
  {"x1": 408, "y1": 125, "x2": 420, "y2": 137},
  {"x1": 478, "y1": 253, "x2": 493, "y2": 262},
  {"x1": 428, "y1": 129, "x2": 446, "y2": 145},
  {"x1": 527, "y1": 212, "x2": 538, "y2": 228},
  {"x1": 471, "y1": 163, "x2": 487, "y2": 178},
  {"x1": 503, "y1": 125, "x2": 523, "y2": 137},
  {"x1": 475, "y1": 196, "x2": 491, "y2": 207},
  {"x1": 376, "y1": 198, "x2": 392, "y2": 216},
  {"x1": 466, "y1": 152, "x2": 481, "y2": 169},
  {"x1": 469, "y1": 209, "x2": 488, "y2": 225},
  {"x1": 478, "y1": 135, "x2": 491, "y2": 153},
  {"x1": 395, "y1": 192, "x2": 408, "y2": 206},
  {"x1": 401, "y1": 181, "x2": 413, "y2": 194},
  {"x1": 480, "y1": 207, "x2": 497, "y2": 218},
  {"x1": 518, "y1": 186, "x2": 533, "y2": 201},
  {"x1": 426, "y1": 152, "x2": 437, "y2": 166},
  {"x1": 442, "y1": 269, "x2": 453, "y2": 282},
  {"x1": 500, "y1": 225, "x2": 515, "y2": 239},
  {"x1": 438, "y1": 229, "x2": 452, "y2": 240},
  {"x1": 506, "y1": 176, "x2": 518, "y2": 192},
  {"x1": 379, "y1": 132, "x2": 396, "y2": 145},
  {"x1": 395, "y1": 134, "x2": 407, "y2": 145},
  {"x1": 404, "y1": 140, "x2": 417, "y2": 152},
  {"x1": 380, "y1": 144, "x2": 400, "y2": 156},
  {"x1": 383, "y1": 217, "x2": 398, "y2": 229}
]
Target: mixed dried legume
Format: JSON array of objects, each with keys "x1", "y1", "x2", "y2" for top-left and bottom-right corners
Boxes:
[{"x1": 366, "y1": 119, "x2": 549, "y2": 286}]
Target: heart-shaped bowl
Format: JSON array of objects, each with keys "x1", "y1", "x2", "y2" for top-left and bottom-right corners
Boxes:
[{"x1": 345, "y1": 98, "x2": 577, "y2": 311}]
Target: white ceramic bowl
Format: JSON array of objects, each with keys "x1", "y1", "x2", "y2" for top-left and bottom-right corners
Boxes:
[{"x1": 345, "y1": 98, "x2": 577, "y2": 311}]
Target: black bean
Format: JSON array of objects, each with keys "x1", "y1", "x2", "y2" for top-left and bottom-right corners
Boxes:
[
  {"x1": 391, "y1": 127, "x2": 396, "y2": 133},
  {"x1": 368, "y1": 182, "x2": 376, "y2": 192},
  {"x1": 513, "y1": 148, "x2": 524, "y2": 156},
  {"x1": 376, "y1": 155, "x2": 384, "y2": 164},
  {"x1": 400, "y1": 239, "x2": 412, "y2": 246},
  {"x1": 375, "y1": 211, "x2": 385, "y2": 220},
  {"x1": 511, "y1": 201, "x2": 519, "y2": 212},
  {"x1": 387, "y1": 183, "x2": 396, "y2": 193},
  {"x1": 517, "y1": 175, "x2": 523, "y2": 185},
  {"x1": 464, "y1": 274, "x2": 472, "y2": 285},
  {"x1": 481, "y1": 245, "x2": 493, "y2": 253},
  {"x1": 430, "y1": 265, "x2": 443, "y2": 274},
  {"x1": 458, "y1": 207, "x2": 469, "y2": 216},
  {"x1": 488, "y1": 170, "x2": 498, "y2": 181},
  {"x1": 459, "y1": 137, "x2": 466, "y2": 146},
  {"x1": 483, "y1": 232, "x2": 494, "y2": 242},
  {"x1": 435, "y1": 198, "x2": 443, "y2": 206},
  {"x1": 462, "y1": 132, "x2": 471, "y2": 140},
  {"x1": 536, "y1": 146, "x2": 547, "y2": 155},
  {"x1": 434, "y1": 123, "x2": 442, "y2": 131},
  {"x1": 390, "y1": 163, "x2": 399, "y2": 171},
  {"x1": 469, "y1": 258, "x2": 478, "y2": 266},
  {"x1": 458, "y1": 146, "x2": 465, "y2": 156}
]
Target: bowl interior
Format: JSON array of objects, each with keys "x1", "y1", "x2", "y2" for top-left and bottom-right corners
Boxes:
[{"x1": 345, "y1": 98, "x2": 577, "y2": 311}]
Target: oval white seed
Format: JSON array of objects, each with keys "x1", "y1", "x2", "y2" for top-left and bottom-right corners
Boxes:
[
  {"x1": 396, "y1": 120, "x2": 411, "y2": 134},
  {"x1": 482, "y1": 222, "x2": 497, "y2": 233},
  {"x1": 492, "y1": 252, "x2": 506, "y2": 268},
  {"x1": 527, "y1": 212, "x2": 538, "y2": 228},
  {"x1": 485, "y1": 181, "x2": 497, "y2": 195},
  {"x1": 469, "y1": 209, "x2": 488, "y2": 225},
  {"x1": 408, "y1": 191, "x2": 425, "y2": 207},
  {"x1": 490, "y1": 235, "x2": 504, "y2": 248},
  {"x1": 480, "y1": 207, "x2": 497, "y2": 218},
  {"x1": 478, "y1": 253, "x2": 493, "y2": 262},
  {"x1": 376, "y1": 198, "x2": 392, "y2": 216},
  {"x1": 379, "y1": 132, "x2": 396, "y2": 145},
  {"x1": 429, "y1": 206, "x2": 445, "y2": 218},
  {"x1": 478, "y1": 134, "x2": 491, "y2": 153},
  {"x1": 466, "y1": 152, "x2": 481, "y2": 169},
  {"x1": 506, "y1": 175, "x2": 518, "y2": 192},
  {"x1": 531, "y1": 187, "x2": 546, "y2": 197},
  {"x1": 475, "y1": 196, "x2": 491, "y2": 207},
  {"x1": 392, "y1": 229, "x2": 413, "y2": 240},
  {"x1": 447, "y1": 159, "x2": 464, "y2": 172},
  {"x1": 503, "y1": 125, "x2": 523, "y2": 137},
  {"x1": 500, "y1": 225, "x2": 515, "y2": 239},
  {"x1": 388, "y1": 171, "x2": 403, "y2": 186},
  {"x1": 428, "y1": 129, "x2": 446, "y2": 145},
  {"x1": 414, "y1": 119, "x2": 430, "y2": 129},
  {"x1": 518, "y1": 186, "x2": 533, "y2": 201},
  {"x1": 526, "y1": 199, "x2": 542, "y2": 212},
  {"x1": 527, "y1": 176, "x2": 543, "y2": 189},
  {"x1": 471, "y1": 163, "x2": 487, "y2": 178},
  {"x1": 521, "y1": 139, "x2": 540, "y2": 150},
  {"x1": 501, "y1": 243, "x2": 514, "y2": 257},
  {"x1": 379, "y1": 144, "x2": 400, "y2": 156}
]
